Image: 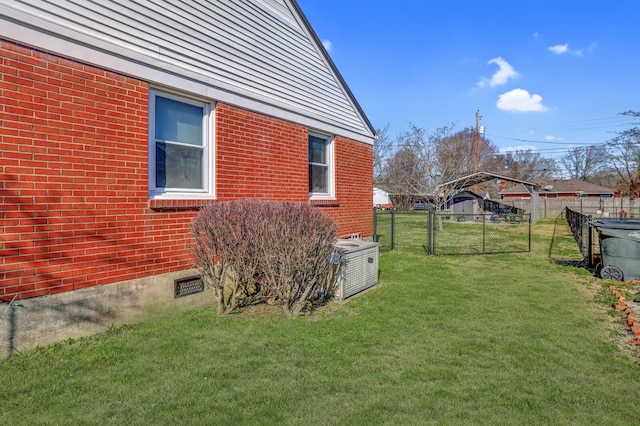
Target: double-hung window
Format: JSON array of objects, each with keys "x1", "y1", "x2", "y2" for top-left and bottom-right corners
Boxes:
[
  {"x1": 149, "y1": 90, "x2": 214, "y2": 198},
  {"x1": 308, "y1": 132, "x2": 334, "y2": 199}
]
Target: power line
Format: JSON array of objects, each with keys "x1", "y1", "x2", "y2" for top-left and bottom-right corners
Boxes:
[
  {"x1": 488, "y1": 134, "x2": 597, "y2": 145},
  {"x1": 377, "y1": 120, "x2": 639, "y2": 156}
]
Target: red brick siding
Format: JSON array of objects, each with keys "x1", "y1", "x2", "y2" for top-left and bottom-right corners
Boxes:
[
  {"x1": 215, "y1": 103, "x2": 309, "y2": 202},
  {"x1": 215, "y1": 104, "x2": 373, "y2": 236},
  {"x1": 332, "y1": 136, "x2": 374, "y2": 237},
  {"x1": 0, "y1": 40, "x2": 374, "y2": 302}
]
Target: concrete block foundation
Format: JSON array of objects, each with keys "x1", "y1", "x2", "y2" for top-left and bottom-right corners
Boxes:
[{"x1": 0, "y1": 270, "x2": 213, "y2": 360}]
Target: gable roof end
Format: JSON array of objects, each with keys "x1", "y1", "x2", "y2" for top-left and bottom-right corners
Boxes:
[
  {"x1": 290, "y1": 0, "x2": 376, "y2": 139},
  {"x1": 0, "y1": 0, "x2": 376, "y2": 144}
]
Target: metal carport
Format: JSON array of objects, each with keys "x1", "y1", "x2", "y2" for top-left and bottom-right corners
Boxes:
[{"x1": 436, "y1": 171, "x2": 540, "y2": 223}]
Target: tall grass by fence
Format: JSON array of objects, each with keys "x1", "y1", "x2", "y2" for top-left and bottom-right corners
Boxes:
[{"x1": 374, "y1": 209, "x2": 531, "y2": 255}]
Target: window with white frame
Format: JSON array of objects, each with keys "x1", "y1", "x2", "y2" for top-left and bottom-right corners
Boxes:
[
  {"x1": 149, "y1": 90, "x2": 214, "y2": 197},
  {"x1": 308, "y1": 132, "x2": 334, "y2": 198}
]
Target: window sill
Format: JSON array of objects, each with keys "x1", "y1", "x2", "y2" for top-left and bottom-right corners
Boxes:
[
  {"x1": 309, "y1": 198, "x2": 340, "y2": 207},
  {"x1": 149, "y1": 198, "x2": 215, "y2": 210}
]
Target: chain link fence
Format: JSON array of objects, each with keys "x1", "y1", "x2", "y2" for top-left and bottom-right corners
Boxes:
[
  {"x1": 564, "y1": 207, "x2": 593, "y2": 263},
  {"x1": 563, "y1": 206, "x2": 640, "y2": 269},
  {"x1": 374, "y1": 209, "x2": 531, "y2": 255}
]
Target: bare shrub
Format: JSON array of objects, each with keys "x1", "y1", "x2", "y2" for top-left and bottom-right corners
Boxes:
[
  {"x1": 190, "y1": 201, "x2": 256, "y2": 314},
  {"x1": 190, "y1": 200, "x2": 340, "y2": 317},
  {"x1": 253, "y1": 201, "x2": 340, "y2": 318}
]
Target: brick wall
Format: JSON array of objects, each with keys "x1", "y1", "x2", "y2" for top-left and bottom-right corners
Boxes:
[
  {"x1": 215, "y1": 103, "x2": 309, "y2": 202},
  {"x1": 332, "y1": 136, "x2": 374, "y2": 238},
  {"x1": 1, "y1": 41, "x2": 155, "y2": 301},
  {"x1": 0, "y1": 40, "x2": 374, "y2": 302}
]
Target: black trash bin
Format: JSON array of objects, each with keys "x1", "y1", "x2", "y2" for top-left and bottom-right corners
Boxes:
[{"x1": 590, "y1": 220, "x2": 640, "y2": 281}]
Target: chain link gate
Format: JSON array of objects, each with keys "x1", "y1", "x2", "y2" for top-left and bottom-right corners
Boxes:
[{"x1": 374, "y1": 209, "x2": 531, "y2": 255}]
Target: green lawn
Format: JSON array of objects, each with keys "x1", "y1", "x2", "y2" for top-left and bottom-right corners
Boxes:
[{"x1": 2, "y1": 220, "x2": 639, "y2": 424}]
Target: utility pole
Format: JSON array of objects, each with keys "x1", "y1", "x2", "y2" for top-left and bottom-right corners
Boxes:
[{"x1": 474, "y1": 110, "x2": 482, "y2": 193}]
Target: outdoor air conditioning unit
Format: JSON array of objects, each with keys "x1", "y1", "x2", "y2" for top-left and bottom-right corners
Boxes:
[{"x1": 332, "y1": 239, "x2": 379, "y2": 301}]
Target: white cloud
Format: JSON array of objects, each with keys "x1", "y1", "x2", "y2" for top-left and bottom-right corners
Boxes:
[
  {"x1": 477, "y1": 57, "x2": 519, "y2": 88},
  {"x1": 548, "y1": 43, "x2": 597, "y2": 56},
  {"x1": 322, "y1": 39, "x2": 333, "y2": 52},
  {"x1": 496, "y1": 88, "x2": 548, "y2": 112},
  {"x1": 544, "y1": 135, "x2": 563, "y2": 142},
  {"x1": 548, "y1": 44, "x2": 569, "y2": 55},
  {"x1": 575, "y1": 43, "x2": 598, "y2": 57}
]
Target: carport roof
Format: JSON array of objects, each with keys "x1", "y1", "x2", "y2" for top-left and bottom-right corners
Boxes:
[
  {"x1": 437, "y1": 171, "x2": 541, "y2": 223},
  {"x1": 437, "y1": 171, "x2": 538, "y2": 192}
]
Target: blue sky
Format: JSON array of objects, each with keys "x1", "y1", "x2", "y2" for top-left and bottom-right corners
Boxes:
[{"x1": 297, "y1": 0, "x2": 640, "y2": 158}]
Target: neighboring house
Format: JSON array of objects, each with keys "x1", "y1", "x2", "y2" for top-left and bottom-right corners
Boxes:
[
  {"x1": 373, "y1": 187, "x2": 393, "y2": 209},
  {"x1": 499, "y1": 179, "x2": 614, "y2": 199},
  {"x1": 0, "y1": 0, "x2": 376, "y2": 357}
]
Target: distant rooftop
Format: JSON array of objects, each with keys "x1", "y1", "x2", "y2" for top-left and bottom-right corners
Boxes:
[{"x1": 499, "y1": 178, "x2": 614, "y2": 196}]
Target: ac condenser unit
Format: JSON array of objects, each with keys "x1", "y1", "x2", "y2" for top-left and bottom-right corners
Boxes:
[{"x1": 333, "y1": 239, "x2": 379, "y2": 301}]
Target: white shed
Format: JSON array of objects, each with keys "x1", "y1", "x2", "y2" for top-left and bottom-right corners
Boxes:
[{"x1": 374, "y1": 187, "x2": 393, "y2": 208}]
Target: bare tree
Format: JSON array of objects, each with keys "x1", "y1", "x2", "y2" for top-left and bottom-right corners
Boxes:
[
  {"x1": 608, "y1": 131, "x2": 640, "y2": 196},
  {"x1": 377, "y1": 123, "x2": 449, "y2": 209},
  {"x1": 380, "y1": 144, "x2": 428, "y2": 210},
  {"x1": 591, "y1": 167, "x2": 619, "y2": 191},
  {"x1": 558, "y1": 146, "x2": 607, "y2": 181},
  {"x1": 431, "y1": 126, "x2": 505, "y2": 199},
  {"x1": 373, "y1": 124, "x2": 393, "y2": 185},
  {"x1": 434, "y1": 126, "x2": 502, "y2": 183},
  {"x1": 621, "y1": 110, "x2": 640, "y2": 120},
  {"x1": 503, "y1": 149, "x2": 556, "y2": 181},
  {"x1": 377, "y1": 124, "x2": 510, "y2": 206},
  {"x1": 434, "y1": 126, "x2": 474, "y2": 183}
]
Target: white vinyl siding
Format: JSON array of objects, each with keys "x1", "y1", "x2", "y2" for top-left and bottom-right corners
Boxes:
[{"x1": 0, "y1": 0, "x2": 375, "y2": 143}]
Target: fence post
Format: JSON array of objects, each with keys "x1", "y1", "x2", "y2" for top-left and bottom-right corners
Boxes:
[
  {"x1": 588, "y1": 221, "x2": 593, "y2": 267},
  {"x1": 391, "y1": 208, "x2": 395, "y2": 250},
  {"x1": 587, "y1": 214, "x2": 593, "y2": 268},
  {"x1": 528, "y1": 213, "x2": 532, "y2": 252},
  {"x1": 432, "y1": 213, "x2": 437, "y2": 255},
  {"x1": 373, "y1": 207, "x2": 378, "y2": 242},
  {"x1": 482, "y1": 213, "x2": 486, "y2": 254},
  {"x1": 427, "y1": 210, "x2": 433, "y2": 255}
]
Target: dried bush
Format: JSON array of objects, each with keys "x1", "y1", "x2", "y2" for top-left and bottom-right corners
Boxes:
[
  {"x1": 189, "y1": 201, "x2": 257, "y2": 314},
  {"x1": 190, "y1": 200, "x2": 340, "y2": 317}
]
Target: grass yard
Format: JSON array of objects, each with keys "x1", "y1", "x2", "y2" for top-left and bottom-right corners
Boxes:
[{"x1": 2, "y1": 219, "x2": 640, "y2": 424}]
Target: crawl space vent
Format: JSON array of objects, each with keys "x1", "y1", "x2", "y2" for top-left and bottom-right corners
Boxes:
[{"x1": 174, "y1": 276, "x2": 204, "y2": 298}]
